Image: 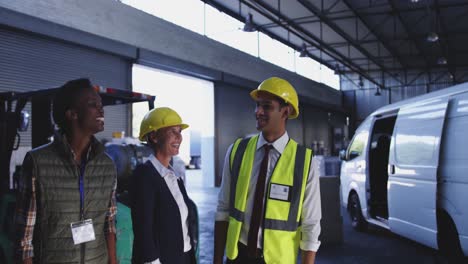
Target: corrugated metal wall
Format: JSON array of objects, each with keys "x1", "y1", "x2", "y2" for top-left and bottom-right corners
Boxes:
[{"x1": 0, "y1": 27, "x2": 131, "y2": 146}]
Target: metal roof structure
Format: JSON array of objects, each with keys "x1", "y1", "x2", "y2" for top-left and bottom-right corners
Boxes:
[{"x1": 202, "y1": 0, "x2": 468, "y2": 90}]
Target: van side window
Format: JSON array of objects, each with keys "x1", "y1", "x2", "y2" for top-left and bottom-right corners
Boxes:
[
  {"x1": 347, "y1": 131, "x2": 368, "y2": 160},
  {"x1": 394, "y1": 98, "x2": 448, "y2": 166},
  {"x1": 394, "y1": 125, "x2": 438, "y2": 166}
]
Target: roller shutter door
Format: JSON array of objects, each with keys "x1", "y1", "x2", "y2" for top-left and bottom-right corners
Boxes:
[{"x1": 0, "y1": 27, "x2": 131, "y2": 146}]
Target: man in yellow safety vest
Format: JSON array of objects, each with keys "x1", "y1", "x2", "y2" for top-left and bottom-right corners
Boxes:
[{"x1": 213, "y1": 77, "x2": 321, "y2": 264}]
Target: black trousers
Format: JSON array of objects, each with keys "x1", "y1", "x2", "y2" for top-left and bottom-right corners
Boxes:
[
  {"x1": 226, "y1": 243, "x2": 265, "y2": 264},
  {"x1": 132, "y1": 249, "x2": 195, "y2": 264},
  {"x1": 182, "y1": 249, "x2": 196, "y2": 264}
]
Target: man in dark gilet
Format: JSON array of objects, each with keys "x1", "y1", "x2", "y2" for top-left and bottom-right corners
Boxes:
[{"x1": 14, "y1": 79, "x2": 117, "y2": 264}]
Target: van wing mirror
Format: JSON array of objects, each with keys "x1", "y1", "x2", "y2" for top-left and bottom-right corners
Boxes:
[
  {"x1": 349, "y1": 151, "x2": 359, "y2": 160},
  {"x1": 339, "y1": 150, "x2": 347, "y2": 161}
]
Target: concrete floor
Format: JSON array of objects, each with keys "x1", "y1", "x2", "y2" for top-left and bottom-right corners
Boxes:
[{"x1": 185, "y1": 170, "x2": 466, "y2": 264}]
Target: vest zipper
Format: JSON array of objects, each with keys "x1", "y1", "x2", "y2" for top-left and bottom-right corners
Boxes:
[{"x1": 77, "y1": 163, "x2": 86, "y2": 264}]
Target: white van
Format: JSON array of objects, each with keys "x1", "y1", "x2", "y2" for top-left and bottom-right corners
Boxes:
[{"x1": 340, "y1": 82, "x2": 468, "y2": 260}]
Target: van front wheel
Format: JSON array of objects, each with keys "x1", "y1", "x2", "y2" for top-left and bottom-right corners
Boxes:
[{"x1": 349, "y1": 192, "x2": 367, "y2": 231}]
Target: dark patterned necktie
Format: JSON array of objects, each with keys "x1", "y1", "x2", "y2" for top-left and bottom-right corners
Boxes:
[{"x1": 247, "y1": 144, "x2": 272, "y2": 257}]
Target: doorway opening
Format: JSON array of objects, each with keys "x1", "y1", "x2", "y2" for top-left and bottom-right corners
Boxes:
[
  {"x1": 368, "y1": 115, "x2": 396, "y2": 220},
  {"x1": 131, "y1": 64, "x2": 215, "y2": 187}
]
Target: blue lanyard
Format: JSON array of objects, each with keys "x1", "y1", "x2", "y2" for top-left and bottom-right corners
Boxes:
[{"x1": 79, "y1": 160, "x2": 86, "y2": 218}]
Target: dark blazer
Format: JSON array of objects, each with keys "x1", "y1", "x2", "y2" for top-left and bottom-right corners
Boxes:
[{"x1": 130, "y1": 161, "x2": 198, "y2": 264}]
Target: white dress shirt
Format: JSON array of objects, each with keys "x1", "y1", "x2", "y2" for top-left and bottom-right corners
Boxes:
[
  {"x1": 215, "y1": 132, "x2": 322, "y2": 251},
  {"x1": 145, "y1": 155, "x2": 192, "y2": 264}
]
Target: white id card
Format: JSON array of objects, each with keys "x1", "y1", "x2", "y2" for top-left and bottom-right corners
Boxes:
[
  {"x1": 269, "y1": 183, "x2": 290, "y2": 201},
  {"x1": 71, "y1": 219, "x2": 96, "y2": 245}
]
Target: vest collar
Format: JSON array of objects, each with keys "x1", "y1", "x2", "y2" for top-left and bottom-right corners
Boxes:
[
  {"x1": 53, "y1": 131, "x2": 105, "y2": 162},
  {"x1": 257, "y1": 131, "x2": 289, "y2": 154}
]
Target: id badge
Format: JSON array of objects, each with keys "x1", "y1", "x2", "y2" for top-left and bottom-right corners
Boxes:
[
  {"x1": 269, "y1": 183, "x2": 291, "y2": 201},
  {"x1": 70, "y1": 219, "x2": 95, "y2": 245}
]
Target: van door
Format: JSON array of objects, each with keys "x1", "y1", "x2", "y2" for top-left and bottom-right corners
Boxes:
[
  {"x1": 388, "y1": 97, "x2": 449, "y2": 249},
  {"x1": 341, "y1": 118, "x2": 371, "y2": 216}
]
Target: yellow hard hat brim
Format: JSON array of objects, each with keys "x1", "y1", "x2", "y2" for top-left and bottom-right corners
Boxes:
[{"x1": 139, "y1": 123, "x2": 189, "y2": 141}]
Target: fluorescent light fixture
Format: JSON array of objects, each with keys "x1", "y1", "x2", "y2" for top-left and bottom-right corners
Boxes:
[
  {"x1": 437, "y1": 57, "x2": 447, "y2": 65},
  {"x1": 426, "y1": 32, "x2": 439, "y2": 42},
  {"x1": 358, "y1": 76, "x2": 364, "y2": 87},
  {"x1": 375, "y1": 88, "x2": 381, "y2": 96},
  {"x1": 299, "y1": 43, "x2": 307, "y2": 57},
  {"x1": 243, "y1": 13, "x2": 256, "y2": 32},
  {"x1": 334, "y1": 64, "x2": 341, "y2": 75}
]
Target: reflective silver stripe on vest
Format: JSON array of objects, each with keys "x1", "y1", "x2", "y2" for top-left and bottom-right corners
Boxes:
[
  {"x1": 230, "y1": 207, "x2": 245, "y2": 222},
  {"x1": 229, "y1": 137, "x2": 251, "y2": 221}
]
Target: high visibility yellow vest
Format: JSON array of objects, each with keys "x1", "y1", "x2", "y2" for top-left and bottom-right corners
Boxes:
[{"x1": 225, "y1": 135, "x2": 312, "y2": 264}]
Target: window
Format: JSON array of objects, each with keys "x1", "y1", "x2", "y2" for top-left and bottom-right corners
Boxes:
[
  {"x1": 347, "y1": 131, "x2": 369, "y2": 160},
  {"x1": 258, "y1": 32, "x2": 295, "y2": 72},
  {"x1": 394, "y1": 126, "x2": 437, "y2": 166},
  {"x1": 394, "y1": 99, "x2": 448, "y2": 166},
  {"x1": 205, "y1": 5, "x2": 258, "y2": 57},
  {"x1": 119, "y1": 0, "x2": 340, "y2": 89}
]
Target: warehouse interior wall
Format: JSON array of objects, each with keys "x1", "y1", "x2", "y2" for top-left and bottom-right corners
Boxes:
[{"x1": 214, "y1": 82, "x2": 256, "y2": 186}]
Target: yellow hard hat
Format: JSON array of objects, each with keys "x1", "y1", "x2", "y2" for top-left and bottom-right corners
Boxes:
[
  {"x1": 139, "y1": 107, "x2": 189, "y2": 141},
  {"x1": 250, "y1": 77, "x2": 299, "y2": 119}
]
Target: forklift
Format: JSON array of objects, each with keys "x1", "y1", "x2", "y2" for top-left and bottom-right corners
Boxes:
[{"x1": 0, "y1": 86, "x2": 197, "y2": 263}]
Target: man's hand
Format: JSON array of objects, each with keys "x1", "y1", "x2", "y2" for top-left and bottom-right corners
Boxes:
[
  {"x1": 213, "y1": 221, "x2": 229, "y2": 264},
  {"x1": 302, "y1": 250, "x2": 316, "y2": 264},
  {"x1": 107, "y1": 232, "x2": 117, "y2": 264}
]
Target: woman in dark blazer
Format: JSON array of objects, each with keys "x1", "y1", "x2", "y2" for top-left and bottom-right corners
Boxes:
[{"x1": 130, "y1": 107, "x2": 198, "y2": 264}]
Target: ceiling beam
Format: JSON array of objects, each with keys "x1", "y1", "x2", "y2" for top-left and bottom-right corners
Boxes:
[
  {"x1": 240, "y1": 0, "x2": 385, "y2": 88},
  {"x1": 388, "y1": 0, "x2": 431, "y2": 70},
  {"x1": 434, "y1": 0, "x2": 457, "y2": 84},
  {"x1": 342, "y1": 0, "x2": 407, "y2": 69},
  {"x1": 200, "y1": 0, "x2": 335, "y2": 69},
  {"x1": 297, "y1": 0, "x2": 403, "y2": 86},
  {"x1": 295, "y1": 1, "x2": 468, "y2": 21}
]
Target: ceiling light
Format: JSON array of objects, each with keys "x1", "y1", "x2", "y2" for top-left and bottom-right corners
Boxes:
[
  {"x1": 426, "y1": 32, "x2": 439, "y2": 42},
  {"x1": 410, "y1": 0, "x2": 420, "y2": 3},
  {"x1": 334, "y1": 64, "x2": 341, "y2": 75},
  {"x1": 437, "y1": 57, "x2": 447, "y2": 65},
  {"x1": 358, "y1": 76, "x2": 364, "y2": 87},
  {"x1": 299, "y1": 43, "x2": 307, "y2": 57},
  {"x1": 243, "y1": 13, "x2": 256, "y2": 32},
  {"x1": 375, "y1": 88, "x2": 381, "y2": 96}
]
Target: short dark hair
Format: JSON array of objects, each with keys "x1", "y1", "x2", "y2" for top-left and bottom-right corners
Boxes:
[
  {"x1": 52, "y1": 78, "x2": 93, "y2": 131},
  {"x1": 145, "y1": 129, "x2": 166, "y2": 152}
]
